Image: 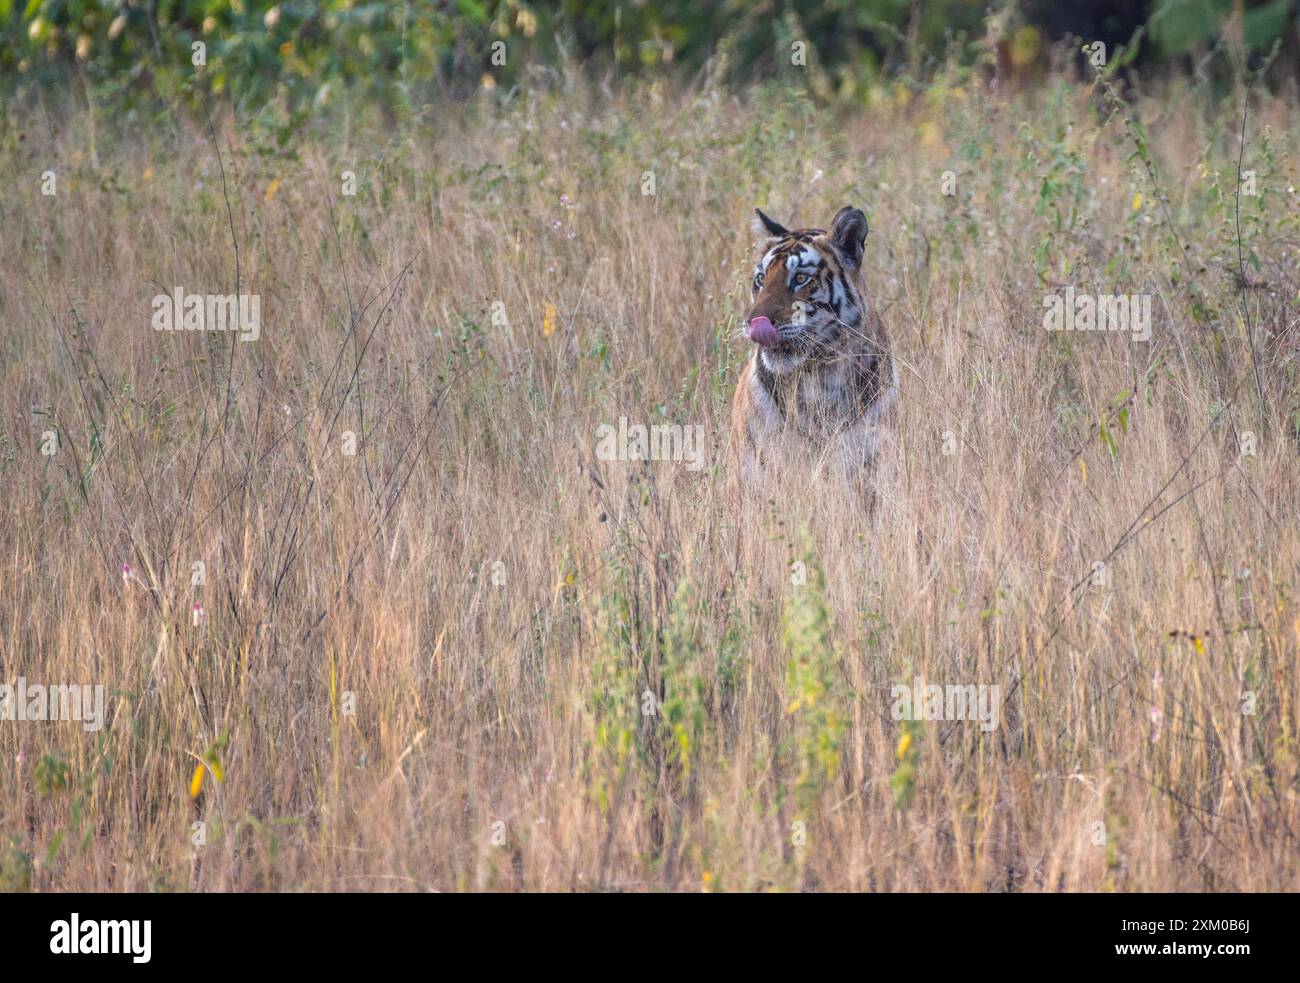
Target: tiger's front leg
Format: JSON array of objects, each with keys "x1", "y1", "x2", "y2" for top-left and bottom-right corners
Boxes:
[{"x1": 730, "y1": 354, "x2": 784, "y2": 497}]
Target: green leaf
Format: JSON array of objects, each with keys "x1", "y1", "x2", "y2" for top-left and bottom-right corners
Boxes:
[
  {"x1": 1100, "y1": 420, "x2": 1119, "y2": 460},
  {"x1": 1150, "y1": 0, "x2": 1230, "y2": 56},
  {"x1": 1243, "y1": 0, "x2": 1293, "y2": 50}
]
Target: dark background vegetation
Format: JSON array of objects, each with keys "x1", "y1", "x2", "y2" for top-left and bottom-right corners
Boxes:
[{"x1": 3, "y1": 0, "x2": 1298, "y2": 116}]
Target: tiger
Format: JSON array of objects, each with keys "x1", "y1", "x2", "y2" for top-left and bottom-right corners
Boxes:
[{"x1": 731, "y1": 205, "x2": 898, "y2": 494}]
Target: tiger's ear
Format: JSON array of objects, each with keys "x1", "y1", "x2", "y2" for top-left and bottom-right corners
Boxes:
[
  {"x1": 753, "y1": 208, "x2": 790, "y2": 238},
  {"x1": 829, "y1": 206, "x2": 869, "y2": 269}
]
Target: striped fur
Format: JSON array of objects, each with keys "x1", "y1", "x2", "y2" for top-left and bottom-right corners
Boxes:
[{"x1": 731, "y1": 206, "x2": 898, "y2": 489}]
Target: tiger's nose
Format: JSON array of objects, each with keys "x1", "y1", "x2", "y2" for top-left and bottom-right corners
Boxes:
[{"x1": 748, "y1": 316, "x2": 780, "y2": 348}]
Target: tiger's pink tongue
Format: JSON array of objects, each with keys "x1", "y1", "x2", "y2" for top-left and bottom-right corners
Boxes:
[{"x1": 748, "y1": 316, "x2": 780, "y2": 348}]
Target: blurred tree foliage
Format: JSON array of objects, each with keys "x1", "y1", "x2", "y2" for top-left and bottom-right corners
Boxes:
[{"x1": 1, "y1": 0, "x2": 1294, "y2": 115}]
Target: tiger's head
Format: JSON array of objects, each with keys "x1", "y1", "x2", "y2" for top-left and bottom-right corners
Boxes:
[{"x1": 744, "y1": 205, "x2": 870, "y2": 376}]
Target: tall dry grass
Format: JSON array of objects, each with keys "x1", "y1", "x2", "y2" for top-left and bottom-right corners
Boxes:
[{"x1": 1, "y1": 74, "x2": 1298, "y2": 891}]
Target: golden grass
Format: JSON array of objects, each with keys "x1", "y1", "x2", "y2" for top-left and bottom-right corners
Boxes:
[{"x1": 1, "y1": 75, "x2": 1298, "y2": 891}]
